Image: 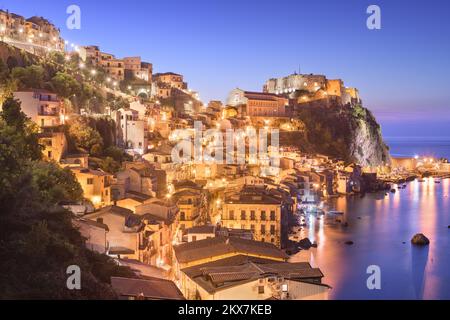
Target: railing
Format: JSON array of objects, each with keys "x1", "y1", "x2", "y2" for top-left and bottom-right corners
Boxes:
[
  {"x1": 39, "y1": 96, "x2": 59, "y2": 102},
  {"x1": 38, "y1": 111, "x2": 59, "y2": 116}
]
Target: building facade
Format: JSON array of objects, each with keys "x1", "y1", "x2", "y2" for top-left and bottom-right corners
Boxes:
[
  {"x1": 13, "y1": 90, "x2": 66, "y2": 129},
  {"x1": 221, "y1": 189, "x2": 285, "y2": 247},
  {"x1": 227, "y1": 89, "x2": 287, "y2": 117},
  {"x1": 0, "y1": 10, "x2": 64, "y2": 54},
  {"x1": 112, "y1": 108, "x2": 149, "y2": 154}
]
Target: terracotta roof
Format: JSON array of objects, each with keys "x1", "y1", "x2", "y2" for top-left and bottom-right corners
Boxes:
[
  {"x1": 186, "y1": 225, "x2": 216, "y2": 234},
  {"x1": 180, "y1": 255, "x2": 323, "y2": 294},
  {"x1": 72, "y1": 168, "x2": 111, "y2": 176},
  {"x1": 174, "y1": 237, "x2": 288, "y2": 263},
  {"x1": 111, "y1": 277, "x2": 184, "y2": 300},
  {"x1": 87, "y1": 205, "x2": 134, "y2": 218},
  {"x1": 108, "y1": 247, "x2": 135, "y2": 255},
  {"x1": 182, "y1": 255, "x2": 278, "y2": 278},
  {"x1": 125, "y1": 191, "x2": 152, "y2": 202},
  {"x1": 84, "y1": 206, "x2": 144, "y2": 231},
  {"x1": 74, "y1": 218, "x2": 109, "y2": 231}
]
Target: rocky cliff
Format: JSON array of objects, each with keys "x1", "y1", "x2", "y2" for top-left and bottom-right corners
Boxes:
[{"x1": 280, "y1": 103, "x2": 390, "y2": 166}]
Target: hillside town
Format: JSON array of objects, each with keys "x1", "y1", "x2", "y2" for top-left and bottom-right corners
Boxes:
[{"x1": 1, "y1": 9, "x2": 449, "y2": 301}]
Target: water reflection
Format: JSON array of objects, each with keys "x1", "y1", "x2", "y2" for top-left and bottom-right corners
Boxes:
[
  {"x1": 292, "y1": 178, "x2": 450, "y2": 299},
  {"x1": 411, "y1": 246, "x2": 429, "y2": 299}
]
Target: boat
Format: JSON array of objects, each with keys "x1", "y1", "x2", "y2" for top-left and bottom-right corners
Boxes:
[
  {"x1": 328, "y1": 210, "x2": 344, "y2": 215},
  {"x1": 390, "y1": 189, "x2": 396, "y2": 193},
  {"x1": 435, "y1": 178, "x2": 441, "y2": 184},
  {"x1": 418, "y1": 179, "x2": 425, "y2": 182}
]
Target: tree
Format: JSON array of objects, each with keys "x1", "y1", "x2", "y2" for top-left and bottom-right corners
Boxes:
[
  {"x1": 31, "y1": 162, "x2": 83, "y2": 204},
  {"x1": 11, "y1": 65, "x2": 45, "y2": 89},
  {"x1": 0, "y1": 78, "x2": 18, "y2": 106},
  {"x1": 50, "y1": 71, "x2": 81, "y2": 98},
  {"x1": 0, "y1": 100, "x2": 133, "y2": 299},
  {"x1": 0, "y1": 97, "x2": 42, "y2": 160},
  {"x1": 104, "y1": 146, "x2": 131, "y2": 163},
  {"x1": 1, "y1": 97, "x2": 27, "y2": 130},
  {"x1": 99, "y1": 156, "x2": 121, "y2": 174},
  {"x1": 0, "y1": 59, "x2": 10, "y2": 82},
  {"x1": 68, "y1": 117, "x2": 104, "y2": 154}
]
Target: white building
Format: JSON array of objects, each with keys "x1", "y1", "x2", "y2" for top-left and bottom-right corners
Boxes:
[
  {"x1": 12, "y1": 90, "x2": 65, "y2": 129},
  {"x1": 112, "y1": 108, "x2": 148, "y2": 155}
]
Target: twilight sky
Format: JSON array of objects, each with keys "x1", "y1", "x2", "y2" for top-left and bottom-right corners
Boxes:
[{"x1": 1, "y1": 0, "x2": 449, "y2": 137}]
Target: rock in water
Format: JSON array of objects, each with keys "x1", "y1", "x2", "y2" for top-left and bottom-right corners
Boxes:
[
  {"x1": 298, "y1": 238, "x2": 313, "y2": 249},
  {"x1": 411, "y1": 233, "x2": 430, "y2": 246}
]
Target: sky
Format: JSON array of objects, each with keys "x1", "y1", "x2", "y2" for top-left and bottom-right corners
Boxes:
[{"x1": 1, "y1": 0, "x2": 449, "y2": 137}]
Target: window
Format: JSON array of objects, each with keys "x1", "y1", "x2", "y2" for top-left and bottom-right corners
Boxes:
[
  {"x1": 261, "y1": 225, "x2": 266, "y2": 235},
  {"x1": 270, "y1": 211, "x2": 276, "y2": 221},
  {"x1": 250, "y1": 210, "x2": 256, "y2": 220},
  {"x1": 260, "y1": 211, "x2": 266, "y2": 221},
  {"x1": 192, "y1": 235, "x2": 197, "y2": 242},
  {"x1": 87, "y1": 178, "x2": 93, "y2": 185},
  {"x1": 229, "y1": 210, "x2": 234, "y2": 220},
  {"x1": 241, "y1": 224, "x2": 245, "y2": 230},
  {"x1": 270, "y1": 225, "x2": 276, "y2": 235},
  {"x1": 180, "y1": 212, "x2": 186, "y2": 221},
  {"x1": 258, "y1": 286, "x2": 265, "y2": 294},
  {"x1": 240, "y1": 210, "x2": 246, "y2": 220},
  {"x1": 250, "y1": 224, "x2": 255, "y2": 231},
  {"x1": 47, "y1": 151, "x2": 52, "y2": 158}
]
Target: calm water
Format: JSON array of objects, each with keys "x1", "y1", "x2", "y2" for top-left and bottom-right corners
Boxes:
[
  {"x1": 292, "y1": 178, "x2": 450, "y2": 299},
  {"x1": 386, "y1": 137, "x2": 450, "y2": 160}
]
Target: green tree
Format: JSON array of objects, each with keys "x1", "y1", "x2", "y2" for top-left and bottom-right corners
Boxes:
[
  {"x1": 68, "y1": 117, "x2": 104, "y2": 153},
  {"x1": 104, "y1": 146, "x2": 130, "y2": 163},
  {"x1": 100, "y1": 156, "x2": 121, "y2": 174},
  {"x1": 50, "y1": 71, "x2": 81, "y2": 98},
  {"x1": 11, "y1": 65, "x2": 45, "y2": 89},
  {"x1": 31, "y1": 162, "x2": 83, "y2": 204},
  {"x1": 0, "y1": 97, "x2": 42, "y2": 160},
  {"x1": 0, "y1": 98, "x2": 134, "y2": 299}
]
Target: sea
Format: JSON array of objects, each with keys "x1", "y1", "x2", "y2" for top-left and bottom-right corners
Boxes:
[
  {"x1": 386, "y1": 137, "x2": 450, "y2": 160},
  {"x1": 291, "y1": 138, "x2": 450, "y2": 299}
]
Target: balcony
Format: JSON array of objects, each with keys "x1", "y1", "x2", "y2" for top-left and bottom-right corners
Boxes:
[
  {"x1": 38, "y1": 95, "x2": 59, "y2": 102},
  {"x1": 38, "y1": 110, "x2": 59, "y2": 116}
]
